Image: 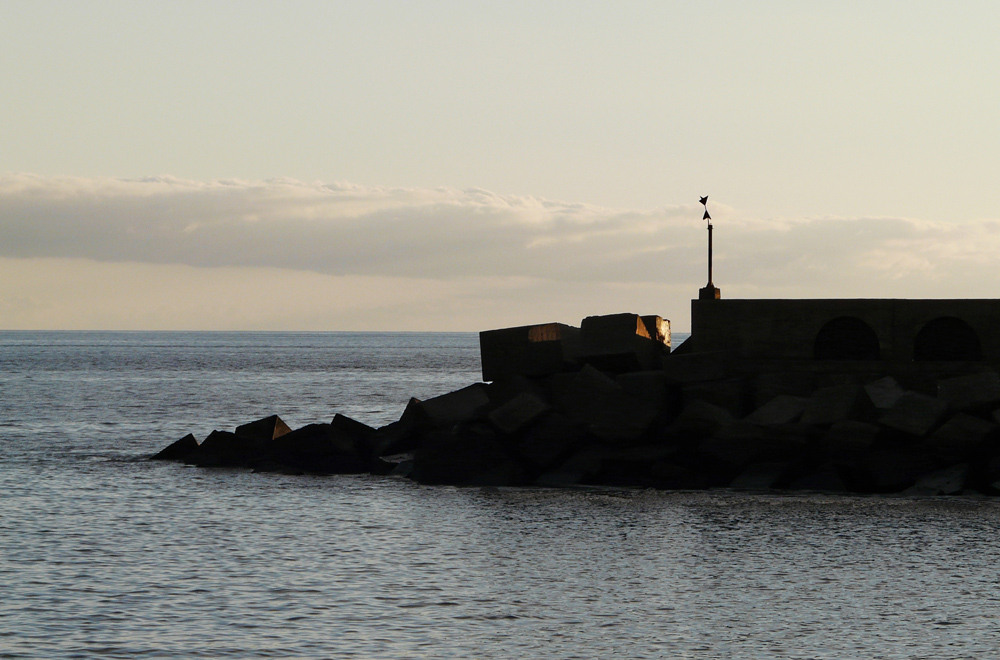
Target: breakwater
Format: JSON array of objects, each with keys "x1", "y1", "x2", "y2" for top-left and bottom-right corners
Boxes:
[{"x1": 153, "y1": 304, "x2": 1000, "y2": 496}]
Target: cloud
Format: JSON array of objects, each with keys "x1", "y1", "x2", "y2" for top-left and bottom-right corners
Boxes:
[
  {"x1": 4, "y1": 173, "x2": 1000, "y2": 331},
  {"x1": 0, "y1": 173, "x2": 703, "y2": 282}
]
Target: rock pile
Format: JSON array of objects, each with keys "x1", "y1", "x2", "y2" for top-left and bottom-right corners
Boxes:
[{"x1": 152, "y1": 312, "x2": 1000, "y2": 496}]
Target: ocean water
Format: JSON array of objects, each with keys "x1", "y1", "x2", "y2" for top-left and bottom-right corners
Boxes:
[{"x1": 3, "y1": 331, "x2": 1000, "y2": 659}]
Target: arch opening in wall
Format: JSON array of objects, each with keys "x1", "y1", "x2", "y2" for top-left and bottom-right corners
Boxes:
[
  {"x1": 813, "y1": 316, "x2": 881, "y2": 360},
  {"x1": 913, "y1": 317, "x2": 983, "y2": 361}
]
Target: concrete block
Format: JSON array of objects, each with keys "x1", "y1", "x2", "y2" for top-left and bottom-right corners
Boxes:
[
  {"x1": 578, "y1": 313, "x2": 668, "y2": 373},
  {"x1": 235, "y1": 414, "x2": 292, "y2": 443},
  {"x1": 616, "y1": 370, "x2": 679, "y2": 413},
  {"x1": 730, "y1": 462, "x2": 788, "y2": 490},
  {"x1": 551, "y1": 364, "x2": 659, "y2": 443},
  {"x1": 535, "y1": 446, "x2": 608, "y2": 486},
  {"x1": 517, "y1": 412, "x2": 586, "y2": 468},
  {"x1": 479, "y1": 322, "x2": 579, "y2": 381},
  {"x1": 821, "y1": 420, "x2": 880, "y2": 453},
  {"x1": 417, "y1": 384, "x2": 490, "y2": 427},
  {"x1": 861, "y1": 449, "x2": 940, "y2": 492},
  {"x1": 648, "y1": 462, "x2": 711, "y2": 490},
  {"x1": 751, "y1": 372, "x2": 817, "y2": 410},
  {"x1": 191, "y1": 430, "x2": 258, "y2": 467},
  {"x1": 938, "y1": 371, "x2": 1000, "y2": 411},
  {"x1": 787, "y1": 466, "x2": 848, "y2": 492},
  {"x1": 864, "y1": 376, "x2": 906, "y2": 410},
  {"x1": 150, "y1": 433, "x2": 199, "y2": 461},
  {"x1": 683, "y1": 378, "x2": 748, "y2": 418},
  {"x1": 488, "y1": 391, "x2": 550, "y2": 434},
  {"x1": 662, "y1": 351, "x2": 734, "y2": 384},
  {"x1": 641, "y1": 315, "x2": 671, "y2": 347},
  {"x1": 745, "y1": 395, "x2": 808, "y2": 426},
  {"x1": 923, "y1": 413, "x2": 996, "y2": 461},
  {"x1": 903, "y1": 464, "x2": 969, "y2": 496},
  {"x1": 879, "y1": 392, "x2": 949, "y2": 437},
  {"x1": 669, "y1": 399, "x2": 734, "y2": 437},
  {"x1": 698, "y1": 422, "x2": 770, "y2": 467},
  {"x1": 411, "y1": 429, "x2": 510, "y2": 485},
  {"x1": 485, "y1": 374, "x2": 547, "y2": 407},
  {"x1": 265, "y1": 423, "x2": 369, "y2": 474},
  {"x1": 800, "y1": 384, "x2": 874, "y2": 426}
]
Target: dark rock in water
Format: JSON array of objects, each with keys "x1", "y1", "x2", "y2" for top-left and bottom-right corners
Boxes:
[
  {"x1": 332, "y1": 413, "x2": 377, "y2": 439},
  {"x1": 786, "y1": 465, "x2": 848, "y2": 492},
  {"x1": 369, "y1": 457, "x2": 397, "y2": 476},
  {"x1": 235, "y1": 414, "x2": 292, "y2": 443},
  {"x1": 517, "y1": 412, "x2": 587, "y2": 469},
  {"x1": 699, "y1": 423, "x2": 770, "y2": 468},
  {"x1": 535, "y1": 446, "x2": 608, "y2": 486},
  {"x1": 189, "y1": 430, "x2": 259, "y2": 467},
  {"x1": 264, "y1": 423, "x2": 369, "y2": 474},
  {"x1": 937, "y1": 371, "x2": 1000, "y2": 412},
  {"x1": 648, "y1": 462, "x2": 711, "y2": 490},
  {"x1": 151, "y1": 433, "x2": 199, "y2": 461},
  {"x1": 860, "y1": 449, "x2": 940, "y2": 493},
  {"x1": 411, "y1": 429, "x2": 518, "y2": 486},
  {"x1": 593, "y1": 445, "x2": 679, "y2": 488},
  {"x1": 371, "y1": 399, "x2": 425, "y2": 457},
  {"x1": 730, "y1": 461, "x2": 789, "y2": 490},
  {"x1": 251, "y1": 460, "x2": 304, "y2": 476},
  {"x1": 903, "y1": 463, "x2": 969, "y2": 496},
  {"x1": 415, "y1": 384, "x2": 491, "y2": 427},
  {"x1": 879, "y1": 392, "x2": 949, "y2": 437},
  {"x1": 332, "y1": 413, "x2": 378, "y2": 458}
]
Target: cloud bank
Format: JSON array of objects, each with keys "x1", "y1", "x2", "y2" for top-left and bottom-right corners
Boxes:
[{"x1": 2, "y1": 174, "x2": 1000, "y2": 330}]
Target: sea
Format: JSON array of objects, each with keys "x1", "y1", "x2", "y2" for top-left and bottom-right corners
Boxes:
[{"x1": 3, "y1": 330, "x2": 1000, "y2": 659}]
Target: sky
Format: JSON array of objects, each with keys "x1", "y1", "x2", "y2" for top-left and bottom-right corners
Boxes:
[{"x1": 3, "y1": 1, "x2": 1000, "y2": 332}]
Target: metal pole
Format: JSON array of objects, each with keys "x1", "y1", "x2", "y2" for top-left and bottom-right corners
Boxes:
[{"x1": 707, "y1": 221, "x2": 713, "y2": 286}]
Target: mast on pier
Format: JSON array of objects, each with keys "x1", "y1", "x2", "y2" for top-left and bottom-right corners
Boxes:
[{"x1": 698, "y1": 195, "x2": 721, "y2": 300}]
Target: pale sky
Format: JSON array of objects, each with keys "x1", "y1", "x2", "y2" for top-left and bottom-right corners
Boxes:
[{"x1": 3, "y1": 1, "x2": 1000, "y2": 331}]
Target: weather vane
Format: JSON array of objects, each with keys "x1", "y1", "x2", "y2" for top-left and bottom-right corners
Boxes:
[{"x1": 699, "y1": 195, "x2": 721, "y2": 300}]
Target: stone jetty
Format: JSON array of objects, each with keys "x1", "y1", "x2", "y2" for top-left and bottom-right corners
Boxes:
[{"x1": 153, "y1": 303, "x2": 1000, "y2": 496}]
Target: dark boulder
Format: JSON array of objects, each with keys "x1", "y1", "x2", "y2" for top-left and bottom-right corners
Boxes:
[
  {"x1": 150, "y1": 433, "x2": 199, "y2": 461},
  {"x1": 411, "y1": 429, "x2": 519, "y2": 486},
  {"x1": 235, "y1": 414, "x2": 292, "y2": 443},
  {"x1": 188, "y1": 430, "x2": 259, "y2": 467},
  {"x1": 488, "y1": 391, "x2": 550, "y2": 435},
  {"x1": 516, "y1": 412, "x2": 588, "y2": 470},
  {"x1": 263, "y1": 423, "x2": 369, "y2": 474},
  {"x1": 879, "y1": 392, "x2": 949, "y2": 437}
]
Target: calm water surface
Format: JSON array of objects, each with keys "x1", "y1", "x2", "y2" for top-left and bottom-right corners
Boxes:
[{"x1": 2, "y1": 331, "x2": 999, "y2": 659}]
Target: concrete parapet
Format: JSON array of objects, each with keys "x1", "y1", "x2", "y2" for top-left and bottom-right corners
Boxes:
[
  {"x1": 479, "y1": 313, "x2": 670, "y2": 381},
  {"x1": 479, "y1": 322, "x2": 580, "y2": 382}
]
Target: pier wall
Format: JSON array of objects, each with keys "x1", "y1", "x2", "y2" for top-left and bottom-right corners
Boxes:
[{"x1": 689, "y1": 299, "x2": 1000, "y2": 363}]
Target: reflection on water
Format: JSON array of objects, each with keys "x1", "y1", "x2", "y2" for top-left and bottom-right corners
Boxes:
[
  {"x1": 4, "y1": 458, "x2": 1000, "y2": 658},
  {"x1": 1, "y1": 330, "x2": 996, "y2": 658}
]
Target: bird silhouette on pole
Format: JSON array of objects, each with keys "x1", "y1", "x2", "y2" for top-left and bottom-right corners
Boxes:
[
  {"x1": 701, "y1": 196, "x2": 713, "y2": 285},
  {"x1": 698, "y1": 196, "x2": 720, "y2": 299}
]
